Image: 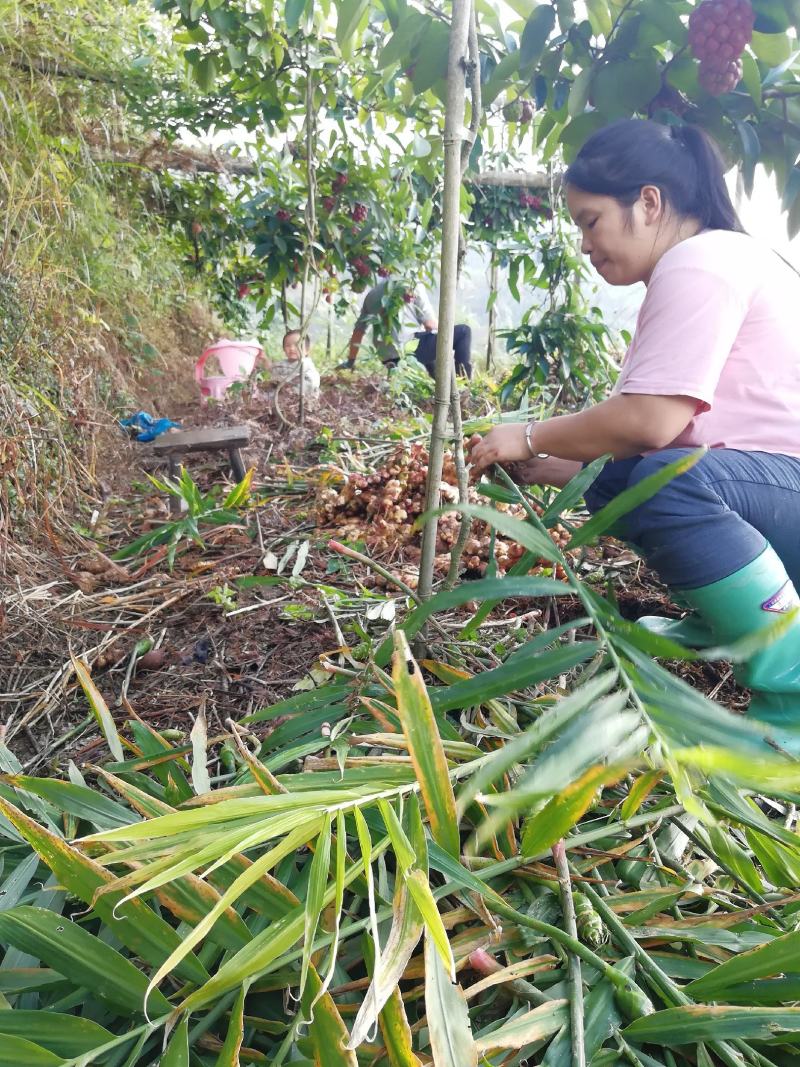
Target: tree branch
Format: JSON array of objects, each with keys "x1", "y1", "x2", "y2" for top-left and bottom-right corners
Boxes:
[{"x1": 472, "y1": 170, "x2": 550, "y2": 189}]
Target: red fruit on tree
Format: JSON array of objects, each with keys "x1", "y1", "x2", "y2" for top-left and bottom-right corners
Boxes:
[
  {"x1": 350, "y1": 256, "x2": 370, "y2": 278},
  {"x1": 688, "y1": 0, "x2": 753, "y2": 71},
  {"x1": 378, "y1": 266, "x2": 390, "y2": 277},
  {"x1": 699, "y1": 56, "x2": 743, "y2": 94},
  {"x1": 518, "y1": 191, "x2": 542, "y2": 210},
  {"x1": 191, "y1": 220, "x2": 203, "y2": 235},
  {"x1": 276, "y1": 208, "x2": 291, "y2": 222},
  {"x1": 402, "y1": 290, "x2": 414, "y2": 304},
  {"x1": 519, "y1": 99, "x2": 534, "y2": 123},
  {"x1": 237, "y1": 283, "x2": 250, "y2": 298},
  {"x1": 351, "y1": 202, "x2": 368, "y2": 223},
  {"x1": 322, "y1": 196, "x2": 336, "y2": 212}
]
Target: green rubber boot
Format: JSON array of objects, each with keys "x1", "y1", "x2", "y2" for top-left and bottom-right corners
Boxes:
[
  {"x1": 676, "y1": 546, "x2": 800, "y2": 752},
  {"x1": 636, "y1": 611, "x2": 716, "y2": 650},
  {"x1": 613, "y1": 540, "x2": 716, "y2": 649}
]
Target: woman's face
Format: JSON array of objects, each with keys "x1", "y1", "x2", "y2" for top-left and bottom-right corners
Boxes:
[{"x1": 566, "y1": 185, "x2": 662, "y2": 286}]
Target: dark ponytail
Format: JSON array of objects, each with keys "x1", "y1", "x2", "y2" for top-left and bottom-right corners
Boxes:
[{"x1": 564, "y1": 118, "x2": 744, "y2": 233}]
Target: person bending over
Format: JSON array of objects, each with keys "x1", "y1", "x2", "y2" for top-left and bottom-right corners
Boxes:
[{"x1": 347, "y1": 280, "x2": 436, "y2": 372}]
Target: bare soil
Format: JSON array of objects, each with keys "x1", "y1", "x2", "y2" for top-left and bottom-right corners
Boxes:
[{"x1": 1, "y1": 371, "x2": 746, "y2": 771}]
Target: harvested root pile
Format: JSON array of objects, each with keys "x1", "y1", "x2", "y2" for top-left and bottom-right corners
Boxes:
[{"x1": 316, "y1": 442, "x2": 570, "y2": 586}]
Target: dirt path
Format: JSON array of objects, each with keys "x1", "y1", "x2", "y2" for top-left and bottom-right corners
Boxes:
[{"x1": 1, "y1": 373, "x2": 412, "y2": 766}]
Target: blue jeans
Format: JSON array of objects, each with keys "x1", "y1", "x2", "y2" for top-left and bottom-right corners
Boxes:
[{"x1": 584, "y1": 449, "x2": 800, "y2": 590}]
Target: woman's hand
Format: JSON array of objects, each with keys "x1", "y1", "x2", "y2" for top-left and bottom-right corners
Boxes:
[
  {"x1": 505, "y1": 458, "x2": 549, "y2": 485},
  {"x1": 466, "y1": 425, "x2": 530, "y2": 478}
]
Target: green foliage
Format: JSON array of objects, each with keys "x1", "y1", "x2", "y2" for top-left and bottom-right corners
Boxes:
[
  {"x1": 3, "y1": 4, "x2": 800, "y2": 1063},
  {"x1": 112, "y1": 467, "x2": 253, "y2": 568},
  {"x1": 467, "y1": 181, "x2": 553, "y2": 246},
  {"x1": 0, "y1": 0, "x2": 211, "y2": 533},
  {"x1": 154, "y1": 131, "x2": 435, "y2": 329},
  {"x1": 500, "y1": 224, "x2": 621, "y2": 406},
  {"x1": 501, "y1": 304, "x2": 618, "y2": 407},
  {"x1": 5, "y1": 463, "x2": 800, "y2": 1063}
]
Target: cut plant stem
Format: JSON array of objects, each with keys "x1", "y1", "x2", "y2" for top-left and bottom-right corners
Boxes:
[
  {"x1": 328, "y1": 539, "x2": 422, "y2": 605},
  {"x1": 328, "y1": 539, "x2": 450, "y2": 642},
  {"x1": 552, "y1": 839, "x2": 585, "y2": 1067},
  {"x1": 482, "y1": 895, "x2": 640, "y2": 997},
  {"x1": 575, "y1": 878, "x2": 769, "y2": 1067}
]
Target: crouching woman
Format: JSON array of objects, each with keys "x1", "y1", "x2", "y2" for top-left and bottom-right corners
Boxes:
[{"x1": 467, "y1": 119, "x2": 800, "y2": 750}]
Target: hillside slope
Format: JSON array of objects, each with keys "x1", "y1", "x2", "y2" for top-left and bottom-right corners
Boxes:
[{"x1": 0, "y1": 1, "x2": 228, "y2": 568}]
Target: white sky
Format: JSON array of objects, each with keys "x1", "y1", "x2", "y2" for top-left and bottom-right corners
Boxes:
[{"x1": 735, "y1": 167, "x2": 800, "y2": 265}]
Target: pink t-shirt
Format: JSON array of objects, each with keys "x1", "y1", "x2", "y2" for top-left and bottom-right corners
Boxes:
[{"x1": 615, "y1": 229, "x2": 800, "y2": 457}]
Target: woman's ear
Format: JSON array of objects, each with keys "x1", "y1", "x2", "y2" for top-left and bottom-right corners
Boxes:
[{"x1": 639, "y1": 184, "x2": 663, "y2": 224}]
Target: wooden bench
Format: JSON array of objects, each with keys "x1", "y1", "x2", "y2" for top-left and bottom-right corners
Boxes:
[{"x1": 152, "y1": 426, "x2": 251, "y2": 514}]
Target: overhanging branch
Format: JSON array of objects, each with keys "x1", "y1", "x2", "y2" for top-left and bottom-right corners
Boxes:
[
  {"x1": 472, "y1": 170, "x2": 551, "y2": 189},
  {"x1": 83, "y1": 134, "x2": 258, "y2": 177}
]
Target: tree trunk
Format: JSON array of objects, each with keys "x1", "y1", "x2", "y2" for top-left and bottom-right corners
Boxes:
[{"x1": 417, "y1": 0, "x2": 473, "y2": 603}]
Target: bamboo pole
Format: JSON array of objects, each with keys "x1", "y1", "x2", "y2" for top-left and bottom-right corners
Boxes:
[
  {"x1": 417, "y1": 0, "x2": 472, "y2": 603},
  {"x1": 444, "y1": 0, "x2": 483, "y2": 589},
  {"x1": 486, "y1": 251, "x2": 498, "y2": 371},
  {"x1": 298, "y1": 60, "x2": 316, "y2": 426}
]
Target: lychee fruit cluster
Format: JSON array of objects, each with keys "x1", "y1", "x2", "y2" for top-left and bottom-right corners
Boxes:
[
  {"x1": 688, "y1": 0, "x2": 754, "y2": 96},
  {"x1": 351, "y1": 203, "x2": 368, "y2": 223},
  {"x1": 316, "y1": 443, "x2": 571, "y2": 589},
  {"x1": 518, "y1": 192, "x2": 543, "y2": 210},
  {"x1": 322, "y1": 195, "x2": 336, "y2": 213},
  {"x1": 332, "y1": 171, "x2": 349, "y2": 191},
  {"x1": 377, "y1": 266, "x2": 390, "y2": 278},
  {"x1": 275, "y1": 208, "x2": 291, "y2": 223},
  {"x1": 351, "y1": 256, "x2": 370, "y2": 278}
]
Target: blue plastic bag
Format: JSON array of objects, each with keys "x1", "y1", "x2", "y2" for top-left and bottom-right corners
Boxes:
[{"x1": 119, "y1": 411, "x2": 181, "y2": 442}]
